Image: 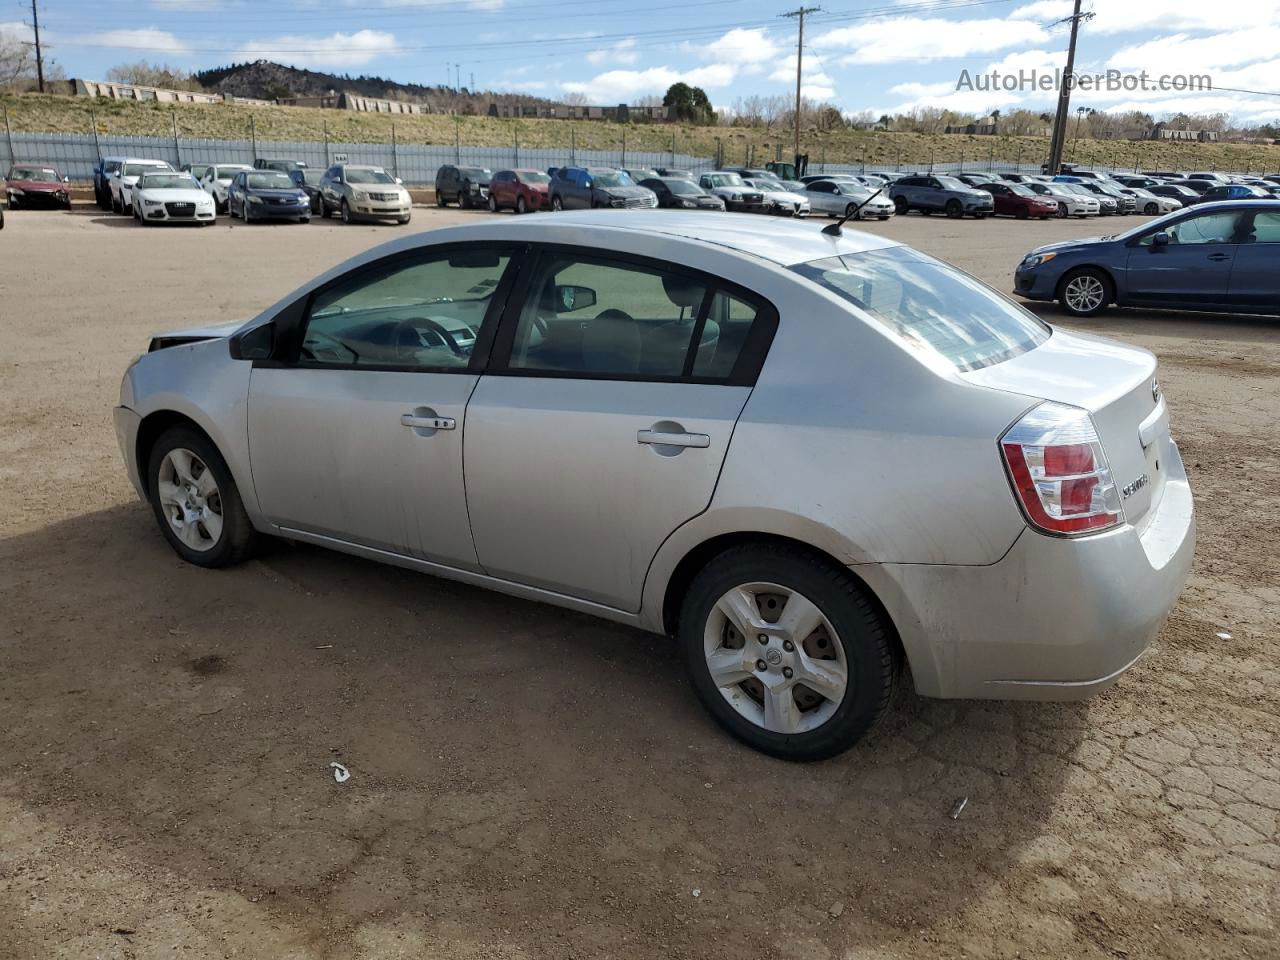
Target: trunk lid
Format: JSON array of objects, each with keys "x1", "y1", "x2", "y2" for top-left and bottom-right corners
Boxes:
[{"x1": 961, "y1": 328, "x2": 1167, "y2": 530}]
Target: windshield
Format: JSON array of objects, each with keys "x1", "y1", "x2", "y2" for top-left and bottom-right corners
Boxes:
[
  {"x1": 666, "y1": 179, "x2": 702, "y2": 195},
  {"x1": 248, "y1": 172, "x2": 295, "y2": 189},
  {"x1": 707, "y1": 173, "x2": 744, "y2": 187},
  {"x1": 11, "y1": 167, "x2": 60, "y2": 182},
  {"x1": 1008, "y1": 184, "x2": 1036, "y2": 197},
  {"x1": 299, "y1": 169, "x2": 322, "y2": 185},
  {"x1": 779, "y1": 180, "x2": 806, "y2": 191},
  {"x1": 214, "y1": 165, "x2": 250, "y2": 181},
  {"x1": 591, "y1": 171, "x2": 634, "y2": 188},
  {"x1": 141, "y1": 174, "x2": 199, "y2": 190},
  {"x1": 123, "y1": 162, "x2": 171, "y2": 177},
  {"x1": 934, "y1": 176, "x2": 968, "y2": 190},
  {"x1": 458, "y1": 167, "x2": 491, "y2": 180},
  {"x1": 792, "y1": 248, "x2": 1050, "y2": 372},
  {"x1": 346, "y1": 168, "x2": 397, "y2": 184},
  {"x1": 516, "y1": 171, "x2": 551, "y2": 184}
]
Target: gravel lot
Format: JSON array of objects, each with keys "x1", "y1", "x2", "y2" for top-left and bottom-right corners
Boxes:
[{"x1": 1, "y1": 205, "x2": 1276, "y2": 960}]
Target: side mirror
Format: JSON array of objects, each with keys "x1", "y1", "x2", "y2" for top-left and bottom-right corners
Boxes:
[
  {"x1": 554, "y1": 284, "x2": 597, "y2": 313},
  {"x1": 228, "y1": 321, "x2": 274, "y2": 361},
  {"x1": 395, "y1": 177, "x2": 404, "y2": 185},
  {"x1": 63, "y1": 175, "x2": 70, "y2": 183},
  {"x1": 1151, "y1": 232, "x2": 1170, "y2": 248},
  {"x1": 583, "y1": 180, "x2": 592, "y2": 189}
]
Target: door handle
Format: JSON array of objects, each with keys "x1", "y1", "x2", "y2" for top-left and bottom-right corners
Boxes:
[
  {"x1": 1207, "y1": 252, "x2": 1230, "y2": 261},
  {"x1": 637, "y1": 429, "x2": 710, "y2": 448},
  {"x1": 401, "y1": 414, "x2": 455, "y2": 430}
]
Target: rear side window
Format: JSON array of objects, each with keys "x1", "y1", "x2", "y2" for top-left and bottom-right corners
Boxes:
[{"x1": 792, "y1": 247, "x2": 1050, "y2": 372}]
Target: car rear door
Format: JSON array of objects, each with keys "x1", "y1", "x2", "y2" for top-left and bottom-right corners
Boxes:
[
  {"x1": 462, "y1": 246, "x2": 777, "y2": 611},
  {"x1": 246, "y1": 243, "x2": 520, "y2": 568},
  {"x1": 1124, "y1": 210, "x2": 1245, "y2": 308},
  {"x1": 1227, "y1": 210, "x2": 1280, "y2": 314}
]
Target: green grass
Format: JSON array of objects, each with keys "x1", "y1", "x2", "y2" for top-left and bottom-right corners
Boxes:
[{"x1": 5, "y1": 93, "x2": 1280, "y2": 172}]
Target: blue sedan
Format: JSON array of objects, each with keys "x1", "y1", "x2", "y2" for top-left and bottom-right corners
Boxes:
[{"x1": 1013, "y1": 200, "x2": 1280, "y2": 317}]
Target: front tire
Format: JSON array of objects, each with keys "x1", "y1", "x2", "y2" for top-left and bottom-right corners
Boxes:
[
  {"x1": 516, "y1": 195, "x2": 528, "y2": 215},
  {"x1": 1058, "y1": 267, "x2": 1113, "y2": 318},
  {"x1": 945, "y1": 199, "x2": 962, "y2": 219},
  {"x1": 893, "y1": 196, "x2": 908, "y2": 215},
  {"x1": 1057, "y1": 202, "x2": 1068, "y2": 219},
  {"x1": 680, "y1": 543, "x2": 897, "y2": 761},
  {"x1": 146, "y1": 427, "x2": 257, "y2": 568},
  {"x1": 488, "y1": 193, "x2": 498, "y2": 212},
  {"x1": 1145, "y1": 202, "x2": 1158, "y2": 215},
  {"x1": 341, "y1": 199, "x2": 352, "y2": 224}
]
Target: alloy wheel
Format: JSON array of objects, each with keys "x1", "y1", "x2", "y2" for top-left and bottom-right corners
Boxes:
[
  {"x1": 703, "y1": 582, "x2": 848, "y2": 735},
  {"x1": 1063, "y1": 274, "x2": 1106, "y2": 314},
  {"x1": 156, "y1": 448, "x2": 223, "y2": 552}
]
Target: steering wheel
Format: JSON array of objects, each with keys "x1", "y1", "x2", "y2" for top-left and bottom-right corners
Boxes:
[{"x1": 392, "y1": 317, "x2": 464, "y2": 363}]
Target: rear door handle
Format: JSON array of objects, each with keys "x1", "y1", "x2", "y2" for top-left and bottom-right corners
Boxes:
[
  {"x1": 1207, "y1": 252, "x2": 1231, "y2": 261},
  {"x1": 401, "y1": 414, "x2": 455, "y2": 430},
  {"x1": 637, "y1": 429, "x2": 710, "y2": 448}
]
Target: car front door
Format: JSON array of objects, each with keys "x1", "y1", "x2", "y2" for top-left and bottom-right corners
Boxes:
[
  {"x1": 463, "y1": 247, "x2": 776, "y2": 611},
  {"x1": 805, "y1": 181, "x2": 837, "y2": 215},
  {"x1": 246, "y1": 243, "x2": 520, "y2": 567},
  {"x1": 228, "y1": 173, "x2": 246, "y2": 215},
  {"x1": 1124, "y1": 210, "x2": 1245, "y2": 308},
  {"x1": 1227, "y1": 210, "x2": 1280, "y2": 314}
]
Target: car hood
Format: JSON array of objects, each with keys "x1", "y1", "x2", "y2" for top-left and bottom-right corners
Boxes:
[
  {"x1": 152, "y1": 319, "x2": 245, "y2": 343},
  {"x1": 600, "y1": 186, "x2": 653, "y2": 198},
  {"x1": 1027, "y1": 235, "x2": 1112, "y2": 256},
  {"x1": 137, "y1": 187, "x2": 210, "y2": 204},
  {"x1": 9, "y1": 180, "x2": 64, "y2": 192}
]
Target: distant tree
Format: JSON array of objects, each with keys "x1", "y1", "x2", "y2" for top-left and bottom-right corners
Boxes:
[
  {"x1": 106, "y1": 61, "x2": 205, "y2": 92},
  {"x1": 663, "y1": 82, "x2": 714, "y2": 125},
  {"x1": 814, "y1": 104, "x2": 847, "y2": 132},
  {"x1": 563, "y1": 91, "x2": 589, "y2": 106}
]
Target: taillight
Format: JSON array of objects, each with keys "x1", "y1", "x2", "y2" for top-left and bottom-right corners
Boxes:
[{"x1": 1000, "y1": 402, "x2": 1123, "y2": 536}]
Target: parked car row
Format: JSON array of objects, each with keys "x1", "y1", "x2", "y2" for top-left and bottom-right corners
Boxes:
[{"x1": 82, "y1": 155, "x2": 412, "y2": 227}]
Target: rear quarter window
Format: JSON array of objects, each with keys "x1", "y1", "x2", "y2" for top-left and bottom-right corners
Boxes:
[{"x1": 791, "y1": 247, "x2": 1050, "y2": 372}]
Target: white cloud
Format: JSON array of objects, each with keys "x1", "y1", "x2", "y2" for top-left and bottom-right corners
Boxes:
[
  {"x1": 767, "y1": 51, "x2": 828, "y2": 85},
  {"x1": 1011, "y1": 0, "x2": 1280, "y2": 33},
  {"x1": 66, "y1": 28, "x2": 192, "y2": 55},
  {"x1": 701, "y1": 28, "x2": 783, "y2": 74},
  {"x1": 1106, "y1": 29, "x2": 1280, "y2": 75},
  {"x1": 814, "y1": 16, "x2": 1048, "y2": 64},
  {"x1": 801, "y1": 83, "x2": 837, "y2": 101},
  {"x1": 0, "y1": 21, "x2": 34, "y2": 43},
  {"x1": 885, "y1": 47, "x2": 1064, "y2": 114},
  {"x1": 562, "y1": 64, "x2": 736, "y2": 102},
  {"x1": 234, "y1": 30, "x2": 400, "y2": 68},
  {"x1": 586, "y1": 37, "x2": 639, "y2": 67}
]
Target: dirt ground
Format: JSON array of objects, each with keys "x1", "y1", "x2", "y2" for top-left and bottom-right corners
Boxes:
[{"x1": 1, "y1": 205, "x2": 1276, "y2": 960}]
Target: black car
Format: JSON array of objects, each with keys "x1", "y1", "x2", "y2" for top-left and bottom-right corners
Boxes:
[
  {"x1": 435, "y1": 164, "x2": 492, "y2": 208},
  {"x1": 956, "y1": 173, "x2": 999, "y2": 188},
  {"x1": 288, "y1": 167, "x2": 325, "y2": 214},
  {"x1": 226, "y1": 169, "x2": 312, "y2": 223},
  {"x1": 254, "y1": 158, "x2": 307, "y2": 173},
  {"x1": 639, "y1": 177, "x2": 724, "y2": 210},
  {"x1": 655, "y1": 167, "x2": 694, "y2": 179},
  {"x1": 1149, "y1": 182, "x2": 1207, "y2": 206}
]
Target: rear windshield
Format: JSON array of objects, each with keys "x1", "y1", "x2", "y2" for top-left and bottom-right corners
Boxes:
[{"x1": 792, "y1": 247, "x2": 1050, "y2": 372}]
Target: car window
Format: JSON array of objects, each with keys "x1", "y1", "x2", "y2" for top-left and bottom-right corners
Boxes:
[
  {"x1": 300, "y1": 248, "x2": 512, "y2": 370},
  {"x1": 1140, "y1": 212, "x2": 1243, "y2": 246},
  {"x1": 1245, "y1": 212, "x2": 1280, "y2": 243},
  {"x1": 792, "y1": 247, "x2": 1050, "y2": 372},
  {"x1": 695, "y1": 292, "x2": 758, "y2": 379},
  {"x1": 507, "y1": 254, "x2": 718, "y2": 378}
]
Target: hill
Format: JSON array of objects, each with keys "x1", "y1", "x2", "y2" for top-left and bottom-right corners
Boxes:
[
  {"x1": 4, "y1": 93, "x2": 1279, "y2": 175},
  {"x1": 192, "y1": 60, "x2": 553, "y2": 114}
]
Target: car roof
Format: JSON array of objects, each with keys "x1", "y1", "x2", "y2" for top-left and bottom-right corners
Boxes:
[{"x1": 474, "y1": 211, "x2": 897, "y2": 265}]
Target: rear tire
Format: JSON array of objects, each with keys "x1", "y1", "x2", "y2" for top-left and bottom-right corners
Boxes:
[
  {"x1": 552, "y1": 195, "x2": 564, "y2": 212},
  {"x1": 1058, "y1": 267, "x2": 1113, "y2": 318},
  {"x1": 146, "y1": 427, "x2": 258, "y2": 569},
  {"x1": 680, "y1": 543, "x2": 897, "y2": 761}
]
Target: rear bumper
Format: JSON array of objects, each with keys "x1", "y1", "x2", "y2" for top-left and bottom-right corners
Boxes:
[
  {"x1": 113, "y1": 405, "x2": 145, "y2": 500},
  {"x1": 860, "y1": 440, "x2": 1195, "y2": 700}
]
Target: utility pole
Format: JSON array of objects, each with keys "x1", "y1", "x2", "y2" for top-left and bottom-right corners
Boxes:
[
  {"x1": 781, "y1": 6, "x2": 820, "y2": 162},
  {"x1": 1045, "y1": 0, "x2": 1093, "y2": 175},
  {"x1": 29, "y1": 0, "x2": 46, "y2": 93}
]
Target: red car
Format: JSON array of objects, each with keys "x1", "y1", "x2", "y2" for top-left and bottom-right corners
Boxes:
[
  {"x1": 978, "y1": 181, "x2": 1056, "y2": 220},
  {"x1": 488, "y1": 168, "x2": 551, "y2": 214},
  {"x1": 5, "y1": 163, "x2": 71, "y2": 210}
]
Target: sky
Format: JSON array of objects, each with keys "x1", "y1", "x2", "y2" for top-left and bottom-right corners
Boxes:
[{"x1": 3, "y1": 0, "x2": 1279, "y2": 124}]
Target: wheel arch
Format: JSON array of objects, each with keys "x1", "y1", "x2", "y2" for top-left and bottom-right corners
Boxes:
[
  {"x1": 653, "y1": 529, "x2": 905, "y2": 672},
  {"x1": 1055, "y1": 262, "x2": 1119, "y2": 304},
  {"x1": 134, "y1": 410, "x2": 217, "y2": 498}
]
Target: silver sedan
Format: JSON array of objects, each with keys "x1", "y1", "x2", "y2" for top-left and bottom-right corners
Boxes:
[
  {"x1": 114, "y1": 212, "x2": 1193, "y2": 760},
  {"x1": 803, "y1": 179, "x2": 895, "y2": 220}
]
